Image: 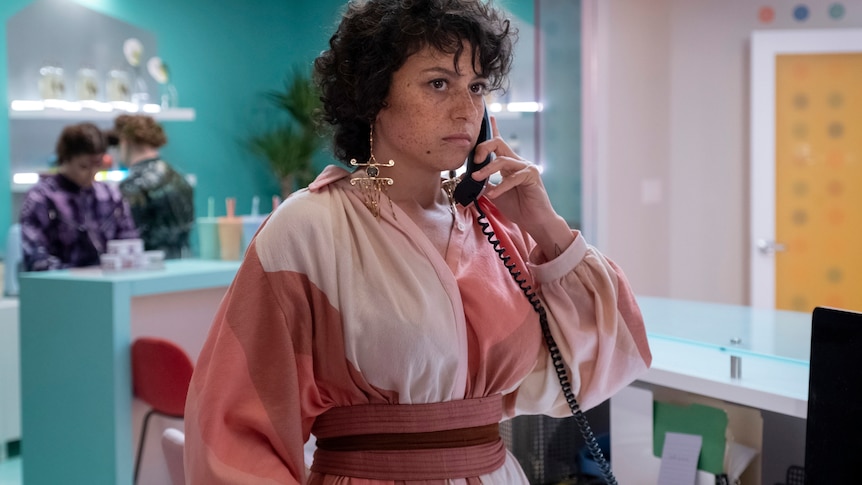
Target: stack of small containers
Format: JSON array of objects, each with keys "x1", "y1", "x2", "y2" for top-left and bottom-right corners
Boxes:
[{"x1": 99, "y1": 239, "x2": 165, "y2": 271}]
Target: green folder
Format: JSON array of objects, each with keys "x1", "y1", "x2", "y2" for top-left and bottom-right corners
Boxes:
[{"x1": 653, "y1": 401, "x2": 728, "y2": 475}]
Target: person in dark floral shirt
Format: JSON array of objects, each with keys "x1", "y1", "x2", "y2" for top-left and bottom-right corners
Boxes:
[
  {"x1": 19, "y1": 122, "x2": 139, "y2": 271},
  {"x1": 112, "y1": 114, "x2": 194, "y2": 259}
]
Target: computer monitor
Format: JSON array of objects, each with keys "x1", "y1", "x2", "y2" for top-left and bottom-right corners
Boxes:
[{"x1": 804, "y1": 306, "x2": 862, "y2": 484}]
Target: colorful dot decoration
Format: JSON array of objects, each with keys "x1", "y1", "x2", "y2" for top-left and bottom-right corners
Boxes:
[
  {"x1": 759, "y1": 4, "x2": 847, "y2": 23},
  {"x1": 830, "y1": 3, "x2": 846, "y2": 19},
  {"x1": 776, "y1": 55, "x2": 859, "y2": 313},
  {"x1": 828, "y1": 122, "x2": 844, "y2": 139},
  {"x1": 827, "y1": 267, "x2": 844, "y2": 283}
]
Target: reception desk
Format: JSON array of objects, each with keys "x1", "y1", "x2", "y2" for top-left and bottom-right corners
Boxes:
[
  {"x1": 19, "y1": 260, "x2": 241, "y2": 485},
  {"x1": 638, "y1": 296, "x2": 810, "y2": 417},
  {"x1": 612, "y1": 296, "x2": 812, "y2": 484}
]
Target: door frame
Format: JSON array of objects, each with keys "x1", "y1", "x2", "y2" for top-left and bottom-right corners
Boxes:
[{"x1": 750, "y1": 28, "x2": 862, "y2": 308}]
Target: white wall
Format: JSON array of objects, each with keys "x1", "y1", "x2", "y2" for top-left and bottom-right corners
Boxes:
[
  {"x1": 583, "y1": 0, "x2": 672, "y2": 298},
  {"x1": 586, "y1": 0, "x2": 862, "y2": 305}
]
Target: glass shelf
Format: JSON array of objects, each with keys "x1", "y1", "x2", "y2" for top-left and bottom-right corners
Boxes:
[{"x1": 637, "y1": 296, "x2": 812, "y2": 366}]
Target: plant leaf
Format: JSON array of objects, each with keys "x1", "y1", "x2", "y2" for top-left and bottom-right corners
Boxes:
[{"x1": 245, "y1": 66, "x2": 326, "y2": 191}]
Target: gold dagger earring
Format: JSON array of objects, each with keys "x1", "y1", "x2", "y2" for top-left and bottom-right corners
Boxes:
[
  {"x1": 441, "y1": 170, "x2": 460, "y2": 216},
  {"x1": 350, "y1": 125, "x2": 394, "y2": 218}
]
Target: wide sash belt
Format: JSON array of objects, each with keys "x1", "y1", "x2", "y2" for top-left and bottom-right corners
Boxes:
[{"x1": 310, "y1": 395, "x2": 506, "y2": 480}]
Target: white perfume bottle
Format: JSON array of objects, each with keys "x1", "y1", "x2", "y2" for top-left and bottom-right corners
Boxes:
[
  {"x1": 130, "y1": 67, "x2": 150, "y2": 107},
  {"x1": 76, "y1": 67, "x2": 99, "y2": 101},
  {"x1": 38, "y1": 63, "x2": 65, "y2": 99},
  {"x1": 106, "y1": 68, "x2": 131, "y2": 102}
]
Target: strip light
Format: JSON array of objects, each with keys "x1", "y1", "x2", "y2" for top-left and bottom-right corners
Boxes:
[
  {"x1": 487, "y1": 102, "x2": 543, "y2": 113},
  {"x1": 12, "y1": 172, "x2": 39, "y2": 184},
  {"x1": 507, "y1": 102, "x2": 542, "y2": 112},
  {"x1": 95, "y1": 170, "x2": 128, "y2": 182},
  {"x1": 14, "y1": 170, "x2": 128, "y2": 186},
  {"x1": 10, "y1": 99, "x2": 162, "y2": 114}
]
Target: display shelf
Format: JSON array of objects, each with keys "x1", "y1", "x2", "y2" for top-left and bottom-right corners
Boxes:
[{"x1": 8, "y1": 106, "x2": 195, "y2": 121}]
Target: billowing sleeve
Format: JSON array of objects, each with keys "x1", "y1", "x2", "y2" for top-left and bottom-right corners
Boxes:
[
  {"x1": 512, "y1": 230, "x2": 652, "y2": 416},
  {"x1": 184, "y1": 244, "x2": 316, "y2": 484}
]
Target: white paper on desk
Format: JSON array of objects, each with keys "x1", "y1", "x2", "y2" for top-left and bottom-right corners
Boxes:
[
  {"x1": 726, "y1": 441, "x2": 758, "y2": 480},
  {"x1": 657, "y1": 432, "x2": 703, "y2": 485}
]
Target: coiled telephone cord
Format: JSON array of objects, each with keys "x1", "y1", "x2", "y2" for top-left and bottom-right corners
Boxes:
[{"x1": 473, "y1": 200, "x2": 618, "y2": 485}]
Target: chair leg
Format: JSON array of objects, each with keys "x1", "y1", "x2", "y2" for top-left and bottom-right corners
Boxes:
[{"x1": 134, "y1": 409, "x2": 156, "y2": 484}]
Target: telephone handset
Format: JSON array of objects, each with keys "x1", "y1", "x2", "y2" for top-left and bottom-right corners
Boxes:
[
  {"x1": 452, "y1": 106, "x2": 493, "y2": 206},
  {"x1": 457, "y1": 109, "x2": 618, "y2": 483}
]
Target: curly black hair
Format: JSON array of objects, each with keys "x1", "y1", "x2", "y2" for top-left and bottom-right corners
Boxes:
[
  {"x1": 55, "y1": 122, "x2": 107, "y2": 164},
  {"x1": 314, "y1": 0, "x2": 515, "y2": 165}
]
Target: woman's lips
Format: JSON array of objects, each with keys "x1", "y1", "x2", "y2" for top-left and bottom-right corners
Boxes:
[{"x1": 443, "y1": 133, "x2": 474, "y2": 147}]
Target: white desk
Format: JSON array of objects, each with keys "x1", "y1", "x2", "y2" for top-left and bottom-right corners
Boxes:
[
  {"x1": 637, "y1": 296, "x2": 810, "y2": 418},
  {"x1": 612, "y1": 297, "x2": 812, "y2": 485}
]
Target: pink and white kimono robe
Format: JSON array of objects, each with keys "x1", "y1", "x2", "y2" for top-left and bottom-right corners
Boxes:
[{"x1": 185, "y1": 165, "x2": 651, "y2": 484}]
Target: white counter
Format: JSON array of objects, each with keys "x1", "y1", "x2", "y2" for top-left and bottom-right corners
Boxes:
[
  {"x1": 611, "y1": 296, "x2": 813, "y2": 485},
  {"x1": 0, "y1": 298, "x2": 20, "y2": 460},
  {"x1": 637, "y1": 296, "x2": 810, "y2": 418}
]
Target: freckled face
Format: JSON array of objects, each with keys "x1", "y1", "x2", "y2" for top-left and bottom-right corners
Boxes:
[{"x1": 373, "y1": 43, "x2": 489, "y2": 175}]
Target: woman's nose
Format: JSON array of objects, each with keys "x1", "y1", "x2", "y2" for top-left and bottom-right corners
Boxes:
[{"x1": 452, "y1": 92, "x2": 480, "y2": 120}]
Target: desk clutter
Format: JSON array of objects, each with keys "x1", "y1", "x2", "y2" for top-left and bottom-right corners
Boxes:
[
  {"x1": 198, "y1": 195, "x2": 277, "y2": 261},
  {"x1": 611, "y1": 386, "x2": 762, "y2": 485},
  {"x1": 100, "y1": 239, "x2": 165, "y2": 271}
]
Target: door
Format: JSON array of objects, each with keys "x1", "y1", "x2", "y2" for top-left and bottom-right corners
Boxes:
[{"x1": 751, "y1": 30, "x2": 862, "y2": 312}]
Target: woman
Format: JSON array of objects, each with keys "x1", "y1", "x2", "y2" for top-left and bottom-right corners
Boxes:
[
  {"x1": 185, "y1": 1, "x2": 651, "y2": 483},
  {"x1": 20, "y1": 122, "x2": 138, "y2": 271},
  {"x1": 113, "y1": 114, "x2": 194, "y2": 259}
]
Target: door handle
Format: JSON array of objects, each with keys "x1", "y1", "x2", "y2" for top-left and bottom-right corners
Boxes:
[{"x1": 756, "y1": 239, "x2": 787, "y2": 254}]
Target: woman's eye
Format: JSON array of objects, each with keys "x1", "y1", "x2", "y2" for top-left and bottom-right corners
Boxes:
[
  {"x1": 430, "y1": 79, "x2": 447, "y2": 90},
  {"x1": 470, "y1": 82, "x2": 489, "y2": 95}
]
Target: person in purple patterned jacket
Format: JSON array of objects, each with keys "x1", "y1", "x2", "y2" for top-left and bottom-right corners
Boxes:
[{"x1": 19, "y1": 122, "x2": 139, "y2": 271}]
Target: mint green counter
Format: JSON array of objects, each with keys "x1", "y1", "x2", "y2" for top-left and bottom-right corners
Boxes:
[{"x1": 18, "y1": 260, "x2": 241, "y2": 485}]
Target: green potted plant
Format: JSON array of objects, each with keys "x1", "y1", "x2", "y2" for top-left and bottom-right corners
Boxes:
[{"x1": 248, "y1": 68, "x2": 325, "y2": 197}]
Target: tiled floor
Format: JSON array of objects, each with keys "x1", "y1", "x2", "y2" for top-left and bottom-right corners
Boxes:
[{"x1": 0, "y1": 457, "x2": 21, "y2": 485}]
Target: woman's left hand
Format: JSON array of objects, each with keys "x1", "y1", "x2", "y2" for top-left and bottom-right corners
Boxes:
[{"x1": 469, "y1": 117, "x2": 575, "y2": 257}]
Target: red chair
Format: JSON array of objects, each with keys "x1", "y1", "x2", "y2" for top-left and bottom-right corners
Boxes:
[{"x1": 131, "y1": 337, "x2": 194, "y2": 484}]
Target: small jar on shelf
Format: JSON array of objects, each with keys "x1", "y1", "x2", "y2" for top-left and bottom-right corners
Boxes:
[
  {"x1": 76, "y1": 66, "x2": 99, "y2": 101},
  {"x1": 38, "y1": 62, "x2": 65, "y2": 100},
  {"x1": 106, "y1": 68, "x2": 131, "y2": 102},
  {"x1": 160, "y1": 83, "x2": 179, "y2": 109},
  {"x1": 130, "y1": 66, "x2": 150, "y2": 107}
]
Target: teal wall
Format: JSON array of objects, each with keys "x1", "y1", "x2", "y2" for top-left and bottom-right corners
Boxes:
[
  {"x1": 539, "y1": 0, "x2": 582, "y2": 228},
  {"x1": 500, "y1": 0, "x2": 534, "y2": 24},
  {"x1": 0, "y1": 0, "x2": 346, "y2": 249},
  {"x1": 0, "y1": 0, "x2": 30, "y2": 251},
  {"x1": 68, "y1": 0, "x2": 349, "y2": 217}
]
